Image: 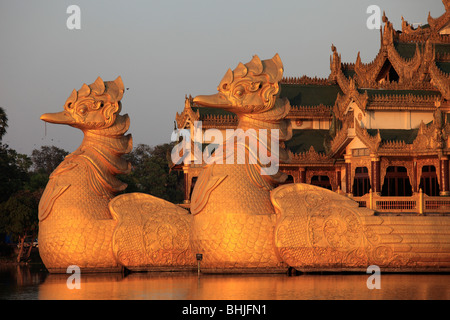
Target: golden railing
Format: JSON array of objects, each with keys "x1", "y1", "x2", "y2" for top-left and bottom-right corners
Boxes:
[{"x1": 351, "y1": 189, "x2": 450, "y2": 214}]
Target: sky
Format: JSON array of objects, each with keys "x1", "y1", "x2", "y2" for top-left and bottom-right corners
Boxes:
[{"x1": 0, "y1": 0, "x2": 446, "y2": 155}]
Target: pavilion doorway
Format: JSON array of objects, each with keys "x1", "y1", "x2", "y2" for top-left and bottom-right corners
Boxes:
[
  {"x1": 352, "y1": 167, "x2": 371, "y2": 196},
  {"x1": 419, "y1": 165, "x2": 440, "y2": 196},
  {"x1": 381, "y1": 166, "x2": 413, "y2": 196}
]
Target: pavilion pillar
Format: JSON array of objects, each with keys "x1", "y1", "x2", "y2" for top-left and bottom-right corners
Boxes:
[
  {"x1": 345, "y1": 154, "x2": 352, "y2": 195},
  {"x1": 183, "y1": 166, "x2": 191, "y2": 203},
  {"x1": 440, "y1": 157, "x2": 450, "y2": 196},
  {"x1": 299, "y1": 168, "x2": 306, "y2": 184},
  {"x1": 371, "y1": 155, "x2": 381, "y2": 195},
  {"x1": 335, "y1": 167, "x2": 342, "y2": 192},
  {"x1": 413, "y1": 158, "x2": 418, "y2": 194}
]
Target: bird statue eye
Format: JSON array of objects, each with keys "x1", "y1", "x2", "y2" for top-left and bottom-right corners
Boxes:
[
  {"x1": 78, "y1": 105, "x2": 87, "y2": 115},
  {"x1": 234, "y1": 86, "x2": 245, "y2": 98}
]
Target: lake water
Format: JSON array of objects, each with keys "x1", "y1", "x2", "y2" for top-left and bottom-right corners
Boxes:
[{"x1": 0, "y1": 265, "x2": 448, "y2": 300}]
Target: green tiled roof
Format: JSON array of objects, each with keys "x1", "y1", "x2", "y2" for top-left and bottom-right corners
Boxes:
[
  {"x1": 192, "y1": 106, "x2": 236, "y2": 117},
  {"x1": 395, "y1": 42, "x2": 450, "y2": 59},
  {"x1": 436, "y1": 61, "x2": 450, "y2": 74},
  {"x1": 394, "y1": 42, "x2": 417, "y2": 59},
  {"x1": 366, "y1": 129, "x2": 419, "y2": 144},
  {"x1": 279, "y1": 84, "x2": 342, "y2": 106},
  {"x1": 434, "y1": 43, "x2": 450, "y2": 56},
  {"x1": 361, "y1": 89, "x2": 441, "y2": 97},
  {"x1": 284, "y1": 129, "x2": 331, "y2": 154}
]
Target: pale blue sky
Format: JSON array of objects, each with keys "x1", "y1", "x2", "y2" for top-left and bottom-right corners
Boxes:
[{"x1": 0, "y1": 0, "x2": 445, "y2": 155}]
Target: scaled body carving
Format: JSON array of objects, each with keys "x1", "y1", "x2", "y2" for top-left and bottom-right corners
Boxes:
[
  {"x1": 39, "y1": 56, "x2": 450, "y2": 273},
  {"x1": 189, "y1": 54, "x2": 291, "y2": 272},
  {"x1": 272, "y1": 184, "x2": 450, "y2": 271}
]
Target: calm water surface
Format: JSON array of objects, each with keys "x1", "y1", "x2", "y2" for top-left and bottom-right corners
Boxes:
[{"x1": 0, "y1": 265, "x2": 448, "y2": 300}]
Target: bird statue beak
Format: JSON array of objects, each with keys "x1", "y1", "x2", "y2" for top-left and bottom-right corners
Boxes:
[
  {"x1": 193, "y1": 93, "x2": 232, "y2": 109},
  {"x1": 40, "y1": 111, "x2": 75, "y2": 125}
]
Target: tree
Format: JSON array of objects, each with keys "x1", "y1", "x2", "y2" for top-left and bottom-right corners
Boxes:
[
  {"x1": 0, "y1": 144, "x2": 31, "y2": 203},
  {"x1": 0, "y1": 107, "x2": 30, "y2": 203},
  {"x1": 0, "y1": 107, "x2": 40, "y2": 261},
  {"x1": 0, "y1": 106, "x2": 8, "y2": 141},
  {"x1": 25, "y1": 171, "x2": 51, "y2": 194},
  {"x1": 119, "y1": 143, "x2": 184, "y2": 203},
  {"x1": 0, "y1": 190, "x2": 39, "y2": 262},
  {"x1": 31, "y1": 145, "x2": 69, "y2": 175}
]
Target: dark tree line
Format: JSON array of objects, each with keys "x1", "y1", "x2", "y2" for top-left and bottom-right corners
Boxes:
[
  {"x1": 119, "y1": 143, "x2": 184, "y2": 203},
  {"x1": 0, "y1": 108, "x2": 69, "y2": 261},
  {"x1": 0, "y1": 106, "x2": 183, "y2": 262}
]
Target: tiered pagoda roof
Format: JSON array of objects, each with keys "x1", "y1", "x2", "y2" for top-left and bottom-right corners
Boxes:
[{"x1": 176, "y1": 1, "x2": 450, "y2": 164}]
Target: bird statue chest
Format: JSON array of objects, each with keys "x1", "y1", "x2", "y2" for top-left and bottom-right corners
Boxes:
[
  {"x1": 39, "y1": 158, "x2": 113, "y2": 222},
  {"x1": 192, "y1": 163, "x2": 275, "y2": 217}
]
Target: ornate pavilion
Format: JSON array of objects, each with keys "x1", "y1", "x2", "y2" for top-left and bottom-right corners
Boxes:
[{"x1": 174, "y1": 3, "x2": 450, "y2": 212}]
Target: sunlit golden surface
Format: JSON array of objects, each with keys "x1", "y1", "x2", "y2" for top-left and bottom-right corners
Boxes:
[
  {"x1": 38, "y1": 61, "x2": 450, "y2": 274},
  {"x1": 38, "y1": 77, "x2": 196, "y2": 273}
]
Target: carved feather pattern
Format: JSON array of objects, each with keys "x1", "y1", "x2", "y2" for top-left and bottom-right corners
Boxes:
[
  {"x1": 190, "y1": 163, "x2": 227, "y2": 215},
  {"x1": 271, "y1": 183, "x2": 450, "y2": 271},
  {"x1": 109, "y1": 193, "x2": 196, "y2": 270}
]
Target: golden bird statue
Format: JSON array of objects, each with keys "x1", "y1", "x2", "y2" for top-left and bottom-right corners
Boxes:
[{"x1": 38, "y1": 55, "x2": 450, "y2": 273}]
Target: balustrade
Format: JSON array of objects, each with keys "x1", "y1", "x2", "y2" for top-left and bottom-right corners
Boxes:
[{"x1": 351, "y1": 189, "x2": 450, "y2": 214}]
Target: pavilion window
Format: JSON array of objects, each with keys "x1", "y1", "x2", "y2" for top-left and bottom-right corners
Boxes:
[
  {"x1": 352, "y1": 148, "x2": 370, "y2": 157},
  {"x1": 353, "y1": 167, "x2": 371, "y2": 196},
  {"x1": 419, "y1": 165, "x2": 440, "y2": 197},
  {"x1": 311, "y1": 175, "x2": 332, "y2": 190},
  {"x1": 381, "y1": 166, "x2": 413, "y2": 197}
]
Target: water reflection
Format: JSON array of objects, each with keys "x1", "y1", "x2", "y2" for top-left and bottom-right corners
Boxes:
[
  {"x1": 0, "y1": 265, "x2": 48, "y2": 300},
  {"x1": 0, "y1": 265, "x2": 449, "y2": 300}
]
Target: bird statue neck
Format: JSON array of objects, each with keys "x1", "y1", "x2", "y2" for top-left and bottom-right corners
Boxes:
[
  {"x1": 68, "y1": 114, "x2": 133, "y2": 194},
  {"x1": 225, "y1": 97, "x2": 292, "y2": 186}
]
